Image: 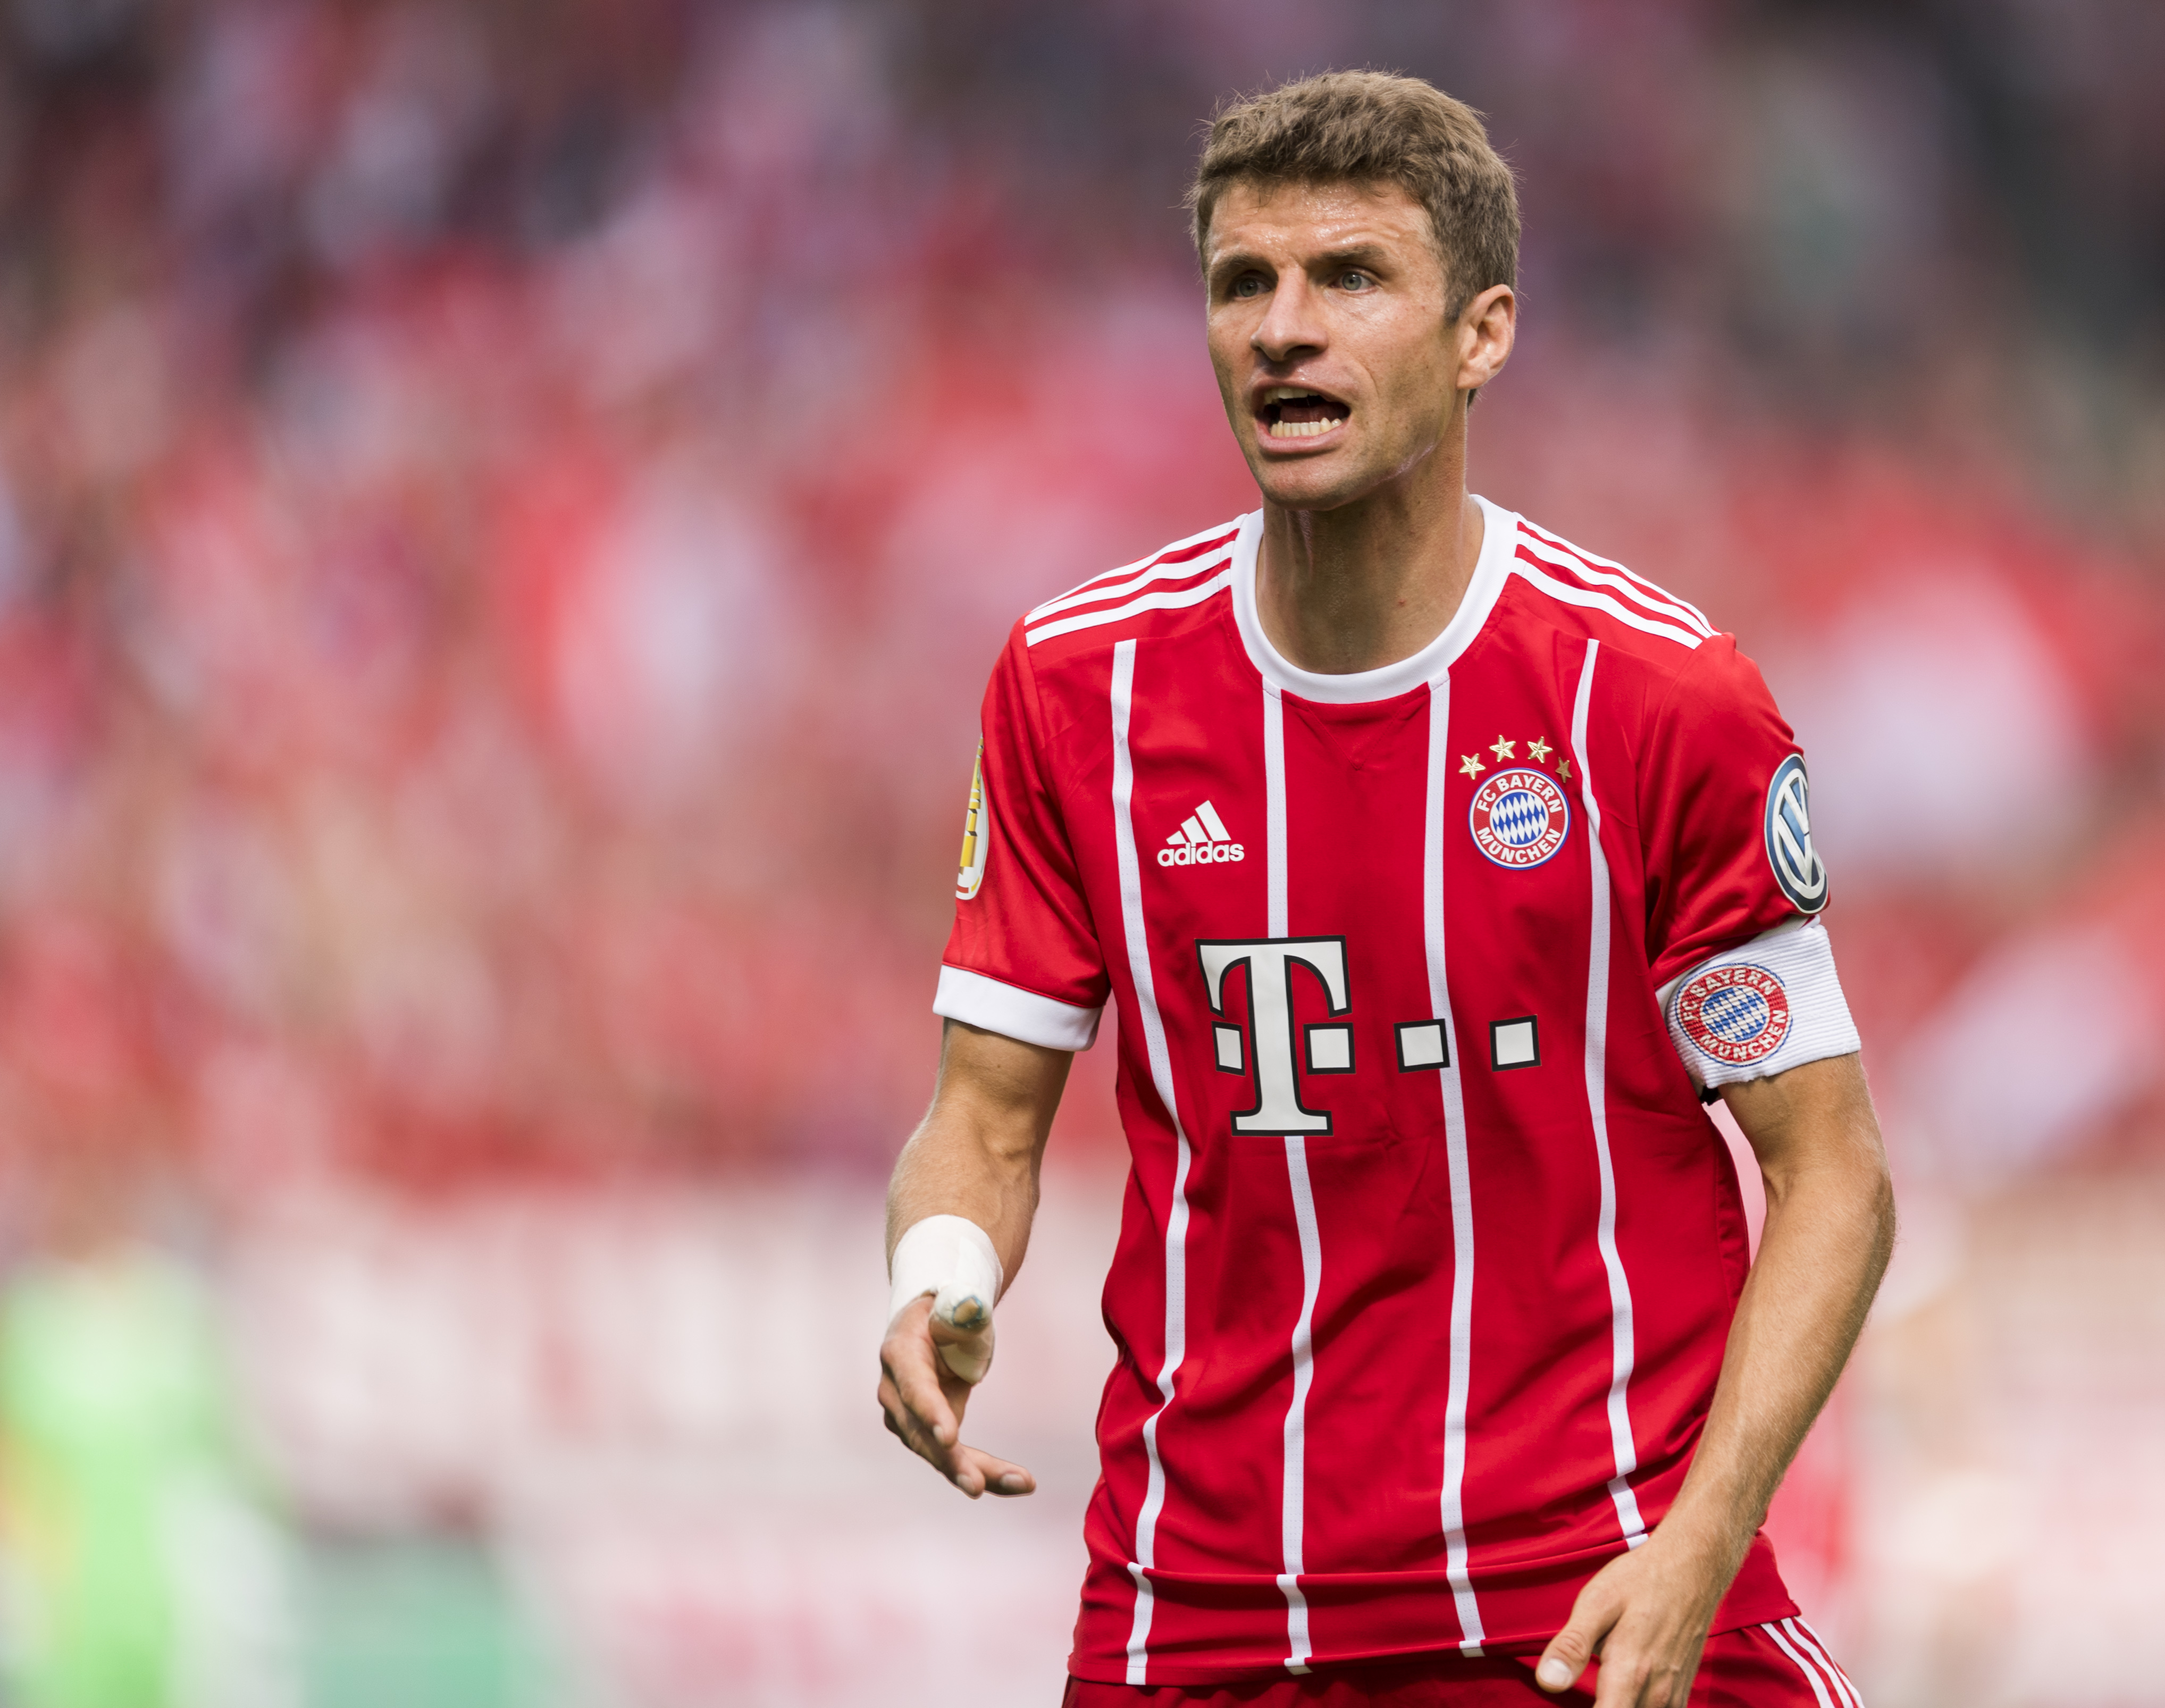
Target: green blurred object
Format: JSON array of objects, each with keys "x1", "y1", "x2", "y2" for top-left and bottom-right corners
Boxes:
[
  {"x1": 0, "y1": 1246, "x2": 262, "y2": 1708},
  {"x1": 300, "y1": 1539, "x2": 550, "y2": 1708}
]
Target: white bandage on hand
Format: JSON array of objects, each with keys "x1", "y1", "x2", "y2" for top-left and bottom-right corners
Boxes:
[{"x1": 887, "y1": 1214, "x2": 1003, "y2": 1386}]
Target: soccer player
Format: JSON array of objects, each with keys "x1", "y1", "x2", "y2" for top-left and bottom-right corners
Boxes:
[{"x1": 879, "y1": 71, "x2": 1894, "y2": 1708}]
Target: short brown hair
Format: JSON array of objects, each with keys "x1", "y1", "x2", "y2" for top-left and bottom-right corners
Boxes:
[{"x1": 1188, "y1": 70, "x2": 1519, "y2": 317}]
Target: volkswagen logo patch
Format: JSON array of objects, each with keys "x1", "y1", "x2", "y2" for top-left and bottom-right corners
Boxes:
[
  {"x1": 1764, "y1": 753, "x2": 1828, "y2": 914},
  {"x1": 1470, "y1": 767, "x2": 1571, "y2": 869}
]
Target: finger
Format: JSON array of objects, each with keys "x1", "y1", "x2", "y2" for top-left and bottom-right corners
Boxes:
[
  {"x1": 932, "y1": 1277, "x2": 993, "y2": 1336},
  {"x1": 883, "y1": 1401, "x2": 1033, "y2": 1497},
  {"x1": 883, "y1": 1300, "x2": 963, "y2": 1449},
  {"x1": 877, "y1": 1361, "x2": 970, "y2": 1492},
  {"x1": 950, "y1": 1443, "x2": 1037, "y2": 1499},
  {"x1": 876, "y1": 1369, "x2": 953, "y2": 1467},
  {"x1": 1672, "y1": 1644, "x2": 1709, "y2": 1708},
  {"x1": 1639, "y1": 1632, "x2": 1706, "y2": 1708},
  {"x1": 1535, "y1": 1636, "x2": 1596, "y2": 1695},
  {"x1": 1584, "y1": 1623, "x2": 1683, "y2": 1708},
  {"x1": 928, "y1": 1324, "x2": 994, "y2": 1385},
  {"x1": 876, "y1": 1366, "x2": 1034, "y2": 1498},
  {"x1": 929, "y1": 1280, "x2": 995, "y2": 1385},
  {"x1": 1590, "y1": 1648, "x2": 1640, "y2": 1708},
  {"x1": 1537, "y1": 1584, "x2": 1618, "y2": 1695}
]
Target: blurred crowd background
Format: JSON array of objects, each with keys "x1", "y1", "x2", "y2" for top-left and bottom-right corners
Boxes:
[{"x1": 0, "y1": 0, "x2": 2156, "y2": 1703}]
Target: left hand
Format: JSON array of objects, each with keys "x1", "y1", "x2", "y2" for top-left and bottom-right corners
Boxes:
[
  {"x1": 876, "y1": 1294, "x2": 1035, "y2": 1499},
  {"x1": 1532, "y1": 1528, "x2": 1733, "y2": 1707}
]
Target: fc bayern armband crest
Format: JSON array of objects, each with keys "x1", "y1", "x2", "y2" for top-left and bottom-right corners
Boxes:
[
  {"x1": 1675, "y1": 964, "x2": 1791, "y2": 1067},
  {"x1": 1764, "y1": 753, "x2": 1827, "y2": 914},
  {"x1": 1661, "y1": 918, "x2": 1858, "y2": 1091}
]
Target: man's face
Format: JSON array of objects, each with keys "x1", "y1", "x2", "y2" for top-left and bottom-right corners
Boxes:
[{"x1": 1204, "y1": 178, "x2": 1502, "y2": 513}]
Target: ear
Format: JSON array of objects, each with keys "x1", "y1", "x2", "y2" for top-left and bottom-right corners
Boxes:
[{"x1": 1456, "y1": 283, "x2": 1516, "y2": 394}]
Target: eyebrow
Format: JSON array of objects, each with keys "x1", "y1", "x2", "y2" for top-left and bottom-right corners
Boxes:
[
  {"x1": 1313, "y1": 243, "x2": 1392, "y2": 271},
  {"x1": 1209, "y1": 240, "x2": 1397, "y2": 285}
]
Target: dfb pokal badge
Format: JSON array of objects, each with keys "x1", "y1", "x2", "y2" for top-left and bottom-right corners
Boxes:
[
  {"x1": 1764, "y1": 753, "x2": 1828, "y2": 914},
  {"x1": 1470, "y1": 767, "x2": 1571, "y2": 869},
  {"x1": 1675, "y1": 963, "x2": 1793, "y2": 1067}
]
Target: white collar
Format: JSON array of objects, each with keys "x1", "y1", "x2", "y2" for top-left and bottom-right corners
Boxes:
[{"x1": 1229, "y1": 493, "x2": 1516, "y2": 704}]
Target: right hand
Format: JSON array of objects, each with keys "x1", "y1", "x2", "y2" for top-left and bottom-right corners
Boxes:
[{"x1": 877, "y1": 1294, "x2": 1037, "y2": 1498}]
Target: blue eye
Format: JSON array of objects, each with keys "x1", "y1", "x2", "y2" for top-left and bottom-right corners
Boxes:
[
  {"x1": 1232, "y1": 275, "x2": 1267, "y2": 298},
  {"x1": 1340, "y1": 271, "x2": 1372, "y2": 290}
]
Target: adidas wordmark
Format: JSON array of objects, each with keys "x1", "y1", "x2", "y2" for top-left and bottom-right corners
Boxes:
[{"x1": 1159, "y1": 800, "x2": 1246, "y2": 867}]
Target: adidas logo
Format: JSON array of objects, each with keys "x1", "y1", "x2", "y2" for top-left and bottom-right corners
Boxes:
[{"x1": 1157, "y1": 800, "x2": 1246, "y2": 867}]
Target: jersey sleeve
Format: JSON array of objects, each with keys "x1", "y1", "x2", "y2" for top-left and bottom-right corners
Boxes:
[
  {"x1": 933, "y1": 626, "x2": 1109, "y2": 1051},
  {"x1": 1638, "y1": 634, "x2": 1825, "y2": 989},
  {"x1": 1638, "y1": 636, "x2": 1858, "y2": 1088}
]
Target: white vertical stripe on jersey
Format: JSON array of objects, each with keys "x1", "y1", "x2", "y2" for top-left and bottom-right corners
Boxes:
[
  {"x1": 1423, "y1": 674, "x2": 1487, "y2": 1653},
  {"x1": 1570, "y1": 641, "x2": 1649, "y2": 1548},
  {"x1": 1764, "y1": 1620, "x2": 1840, "y2": 1708},
  {"x1": 1110, "y1": 639, "x2": 1196, "y2": 1686},
  {"x1": 1277, "y1": 1142, "x2": 1321, "y2": 1672},
  {"x1": 1264, "y1": 685, "x2": 1289, "y2": 933},
  {"x1": 1263, "y1": 683, "x2": 1320, "y2": 1672},
  {"x1": 1789, "y1": 1620, "x2": 1865, "y2": 1708}
]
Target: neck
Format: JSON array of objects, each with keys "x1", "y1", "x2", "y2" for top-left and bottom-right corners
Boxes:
[{"x1": 1254, "y1": 428, "x2": 1483, "y2": 676}]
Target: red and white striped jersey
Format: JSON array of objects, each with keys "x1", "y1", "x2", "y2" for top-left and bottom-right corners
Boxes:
[{"x1": 937, "y1": 498, "x2": 1844, "y2": 1685}]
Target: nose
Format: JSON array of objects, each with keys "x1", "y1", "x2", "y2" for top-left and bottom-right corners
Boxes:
[{"x1": 1252, "y1": 272, "x2": 1326, "y2": 365}]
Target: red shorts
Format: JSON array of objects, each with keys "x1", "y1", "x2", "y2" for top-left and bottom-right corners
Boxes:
[{"x1": 1062, "y1": 1620, "x2": 1859, "y2": 1707}]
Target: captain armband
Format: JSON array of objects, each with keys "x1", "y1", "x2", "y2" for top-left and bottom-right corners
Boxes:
[{"x1": 1658, "y1": 917, "x2": 1860, "y2": 1095}]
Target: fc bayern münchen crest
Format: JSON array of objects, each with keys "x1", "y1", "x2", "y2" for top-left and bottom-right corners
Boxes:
[
  {"x1": 1470, "y1": 767, "x2": 1571, "y2": 868},
  {"x1": 1675, "y1": 963, "x2": 1793, "y2": 1066}
]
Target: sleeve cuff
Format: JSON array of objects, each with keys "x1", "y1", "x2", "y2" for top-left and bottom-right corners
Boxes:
[
  {"x1": 934, "y1": 965, "x2": 1103, "y2": 1052},
  {"x1": 1659, "y1": 918, "x2": 1860, "y2": 1092}
]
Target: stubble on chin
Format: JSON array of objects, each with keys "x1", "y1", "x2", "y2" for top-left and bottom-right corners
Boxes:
[{"x1": 1248, "y1": 445, "x2": 1379, "y2": 515}]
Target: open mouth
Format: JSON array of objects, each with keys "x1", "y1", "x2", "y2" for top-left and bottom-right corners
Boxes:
[{"x1": 1260, "y1": 387, "x2": 1350, "y2": 440}]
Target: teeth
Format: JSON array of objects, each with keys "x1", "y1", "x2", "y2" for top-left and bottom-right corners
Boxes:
[
  {"x1": 1265, "y1": 387, "x2": 1321, "y2": 403},
  {"x1": 1268, "y1": 417, "x2": 1340, "y2": 438}
]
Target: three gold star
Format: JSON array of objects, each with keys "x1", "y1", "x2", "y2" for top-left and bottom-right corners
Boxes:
[{"x1": 1467, "y1": 738, "x2": 1567, "y2": 778}]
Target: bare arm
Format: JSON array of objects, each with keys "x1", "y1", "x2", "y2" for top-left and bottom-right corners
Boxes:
[
  {"x1": 877, "y1": 1018, "x2": 1073, "y2": 1498},
  {"x1": 1538, "y1": 1051, "x2": 1896, "y2": 1705}
]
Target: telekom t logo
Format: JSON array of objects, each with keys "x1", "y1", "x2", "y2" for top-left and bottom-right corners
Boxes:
[{"x1": 1196, "y1": 937, "x2": 1353, "y2": 1136}]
